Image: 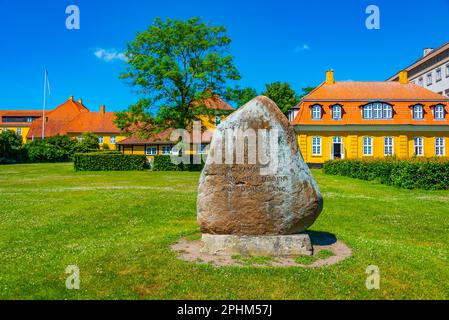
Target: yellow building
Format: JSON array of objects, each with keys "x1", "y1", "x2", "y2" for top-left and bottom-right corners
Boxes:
[
  {"x1": 290, "y1": 70, "x2": 449, "y2": 165},
  {"x1": 117, "y1": 94, "x2": 233, "y2": 159},
  {"x1": 0, "y1": 110, "x2": 42, "y2": 143}
]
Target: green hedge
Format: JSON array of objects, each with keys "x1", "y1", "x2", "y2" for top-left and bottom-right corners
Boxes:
[
  {"x1": 152, "y1": 155, "x2": 205, "y2": 171},
  {"x1": 323, "y1": 158, "x2": 449, "y2": 190},
  {"x1": 73, "y1": 153, "x2": 147, "y2": 171}
]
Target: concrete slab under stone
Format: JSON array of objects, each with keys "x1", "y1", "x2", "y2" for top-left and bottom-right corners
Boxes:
[{"x1": 200, "y1": 233, "x2": 312, "y2": 257}]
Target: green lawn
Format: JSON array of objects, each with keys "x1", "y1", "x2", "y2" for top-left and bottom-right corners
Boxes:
[{"x1": 0, "y1": 163, "x2": 448, "y2": 299}]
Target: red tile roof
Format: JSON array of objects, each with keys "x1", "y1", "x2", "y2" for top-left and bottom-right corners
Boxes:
[
  {"x1": 117, "y1": 128, "x2": 212, "y2": 145},
  {"x1": 293, "y1": 81, "x2": 449, "y2": 126},
  {"x1": 64, "y1": 112, "x2": 121, "y2": 134},
  {"x1": 194, "y1": 93, "x2": 234, "y2": 111}
]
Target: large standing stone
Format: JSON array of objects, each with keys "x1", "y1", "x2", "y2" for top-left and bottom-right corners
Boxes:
[{"x1": 197, "y1": 96, "x2": 323, "y2": 238}]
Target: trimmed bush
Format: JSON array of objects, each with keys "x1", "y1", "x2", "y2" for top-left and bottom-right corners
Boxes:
[
  {"x1": 73, "y1": 153, "x2": 147, "y2": 171},
  {"x1": 323, "y1": 158, "x2": 449, "y2": 190},
  {"x1": 152, "y1": 155, "x2": 205, "y2": 171}
]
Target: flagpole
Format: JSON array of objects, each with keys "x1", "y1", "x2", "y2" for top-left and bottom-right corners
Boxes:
[{"x1": 42, "y1": 69, "x2": 47, "y2": 140}]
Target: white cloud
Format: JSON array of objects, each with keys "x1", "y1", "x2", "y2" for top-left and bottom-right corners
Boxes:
[
  {"x1": 94, "y1": 48, "x2": 128, "y2": 62},
  {"x1": 293, "y1": 44, "x2": 310, "y2": 54}
]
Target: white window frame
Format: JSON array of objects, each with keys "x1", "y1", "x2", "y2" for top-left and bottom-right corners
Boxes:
[
  {"x1": 363, "y1": 136, "x2": 373, "y2": 156},
  {"x1": 27, "y1": 117, "x2": 33, "y2": 123},
  {"x1": 427, "y1": 73, "x2": 432, "y2": 86},
  {"x1": 332, "y1": 105, "x2": 342, "y2": 120},
  {"x1": 146, "y1": 146, "x2": 158, "y2": 156},
  {"x1": 332, "y1": 136, "x2": 342, "y2": 144},
  {"x1": 312, "y1": 136, "x2": 322, "y2": 156},
  {"x1": 161, "y1": 145, "x2": 172, "y2": 155},
  {"x1": 384, "y1": 137, "x2": 394, "y2": 156},
  {"x1": 413, "y1": 105, "x2": 424, "y2": 120},
  {"x1": 414, "y1": 137, "x2": 424, "y2": 156},
  {"x1": 436, "y1": 68, "x2": 442, "y2": 82},
  {"x1": 17, "y1": 128, "x2": 22, "y2": 136},
  {"x1": 434, "y1": 105, "x2": 445, "y2": 120},
  {"x1": 312, "y1": 105, "x2": 322, "y2": 120},
  {"x1": 363, "y1": 104, "x2": 373, "y2": 119},
  {"x1": 435, "y1": 137, "x2": 445, "y2": 156},
  {"x1": 373, "y1": 102, "x2": 382, "y2": 119},
  {"x1": 110, "y1": 136, "x2": 116, "y2": 144},
  {"x1": 383, "y1": 104, "x2": 393, "y2": 119},
  {"x1": 98, "y1": 136, "x2": 104, "y2": 144}
]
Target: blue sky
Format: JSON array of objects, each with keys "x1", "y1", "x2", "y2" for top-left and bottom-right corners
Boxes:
[{"x1": 1, "y1": 0, "x2": 448, "y2": 111}]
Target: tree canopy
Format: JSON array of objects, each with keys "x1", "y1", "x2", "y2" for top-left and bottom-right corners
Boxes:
[
  {"x1": 116, "y1": 17, "x2": 241, "y2": 137},
  {"x1": 262, "y1": 82, "x2": 300, "y2": 116}
]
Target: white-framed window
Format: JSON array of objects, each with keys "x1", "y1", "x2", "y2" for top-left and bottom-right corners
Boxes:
[
  {"x1": 363, "y1": 103, "x2": 392, "y2": 119},
  {"x1": 418, "y1": 77, "x2": 424, "y2": 86},
  {"x1": 215, "y1": 116, "x2": 221, "y2": 125},
  {"x1": 446, "y1": 64, "x2": 449, "y2": 78},
  {"x1": 373, "y1": 102, "x2": 382, "y2": 119},
  {"x1": 146, "y1": 146, "x2": 158, "y2": 156},
  {"x1": 312, "y1": 136, "x2": 321, "y2": 156},
  {"x1": 363, "y1": 104, "x2": 373, "y2": 119},
  {"x1": 363, "y1": 136, "x2": 373, "y2": 156},
  {"x1": 98, "y1": 136, "x2": 104, "y2": 144},
  {"x1": 332, "y1": 136, "x2": 342, "y2": 144},
  {"x1": 383, "y1": 104, "x2": 393, "y2": 119},
  {"x1": 436, "y1": 68, "x2": 442, "y2": 82},
  {"x1": 17, "y1": 128, "x2": 22, "y2": 136},
  {"x1": 312, "y1": 105, "x2": 322, "y2": 119},
  {"x1": 435, "y1": 137, "x2": 445, "y2": 156},
  {"x1": 427, "y1": 73, "x2": 432, "y2": 86},
  {"x1": 414, "y1": 137, "x2": 424, "y2": 156},
  {"x1": 384, "y1": 137, "x2": 394, "y2": 156},
  {"x1": 77, "y1": 135, "x2": 83, "y2": 142},
  {"x1": 413, "y1": 104, "x2": 424, "y2": 120},
  {"x1": 198, "y1": 144, "x2": 207, "y2": 155},
  {"x1": 27, "y1": 117, "x2": 33, "y2": 123},
  {"x1": 110, "y1": 136, "x2": 116, "y2": 144},
  {"x1": 434, "y1": 104, "x2": 445, "y2": 120},
  {"x1": 161, "y1": 145, "x2": 172, "y2": 155},
  {"x1": 332, "y1": 105, "x2": 342, "y2": 120}
]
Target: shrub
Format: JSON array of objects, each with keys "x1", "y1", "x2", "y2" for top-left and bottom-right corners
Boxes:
[
  {"x1": 0, "y1": 130, "x2": 26, "y2": 164},
  {"x1": 152, "y1": 155, "x2": 205, "y2": 171},
  {"x1": 74, "y1": 133, "x2": 100, "y2": 153},
  {"x1": 25, "y1": 135, "x2": 76, "y2": 163},
  {"x1": 73, "y1": 153, "x2": 147, "y2": 171},
  {"x1": 102, "y1": 143, "x2": 110, "y2": 150},
  {"x1": 323, "y1": 158, "x2": 449, "y2": 190}
]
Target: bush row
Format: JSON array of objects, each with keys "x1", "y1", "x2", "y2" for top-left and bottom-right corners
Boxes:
[
  {"x1": 152, "y1": 155, "x2": 205, "y2": 171},
  {"x1": 323, "y1": 158, "x2": 449, "y2": 190},
  {"x1": 73, "y1": 153, "x2": 147, "y2": 171}
]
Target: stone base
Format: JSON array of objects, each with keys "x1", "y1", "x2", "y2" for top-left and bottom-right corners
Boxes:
[{"x1": 200, "y1": 233, "x2": 312, "y2": 257}]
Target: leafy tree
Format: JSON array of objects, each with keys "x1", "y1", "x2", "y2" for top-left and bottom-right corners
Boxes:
[
  {"x1": 298, "y1": 86, "x2": 315, "y2": 99},
  {"x1": 262, "y1": 82, "x2": 299, "y2": 116},
  {"x1": 225, "y1": 86, "x2": 258, "y2": 108},
  {"x1": 26, "y1": 135, "x2": 77, "y2": 163},
  {"x1": 75, "y1": 133, "x2": 100, "y2": 153},
  {"x1": 0, "y1": 130, "x2": 24, "y2": 163},
  {"x1": 116, "y1": 17, "x2": 241, "y2": 137}
]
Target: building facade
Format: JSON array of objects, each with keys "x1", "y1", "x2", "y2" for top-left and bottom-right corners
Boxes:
[
  {"x1": 1, "y1": 96, "x2": 126, "y2": 147},
  {"x1": 291, "y1": 70, "x2": 449, "y2": 165},
  {"x1": 387, "y1": 42, "x2": 449, "y2": 97},
  {"x1": 117, "y1": 94, "x2": 233, "y2": 159}
]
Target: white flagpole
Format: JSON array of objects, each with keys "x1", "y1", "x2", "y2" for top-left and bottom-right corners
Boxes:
[{"x1": 42, "y1": 69, "x2": 47, "y2": 140}]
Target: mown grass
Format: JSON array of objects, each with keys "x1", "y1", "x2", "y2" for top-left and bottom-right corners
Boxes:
[{"x1": 0, "y1": 163, "x2": 448, "y2": 299}]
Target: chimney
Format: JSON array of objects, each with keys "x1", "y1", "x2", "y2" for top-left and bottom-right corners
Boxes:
[
  {"x1": 325, "y1": 70, "x2": 335, "y2": 84},
  {"x1": 423, "y1": 48, "x2": 433, "y2": 57},
  {"x1": 100, "y1": 105, "x2": 105, "y2": 114},
  {"x1": 78, "y1": 99, "x2": 83, "y2": 104},
  {"x1": 69, "y1": 95, "x2": 74, "y2": 101},
  {"x1": 398, "y1": 70, "x2": 409, "y2": 84}
]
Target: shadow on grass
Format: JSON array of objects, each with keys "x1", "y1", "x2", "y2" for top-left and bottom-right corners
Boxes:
[{"x1": 306, "y1": 230, "x2": 337, "y2": 246}]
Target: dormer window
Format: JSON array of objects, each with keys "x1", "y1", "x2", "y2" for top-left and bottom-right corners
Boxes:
[
  {"x1": 312, "y1": 104, "x2": 322, "y2": 119},
  {"x1": 413, "y1": 104, "x2": 424, "y2": 120},
  {"x1": 331, "y1": 104, "x2": 342, "y2": 120},
  {"x1": 362, "y1": 102, "x2": 392, "y2": 119},
  {"x1": 434, "y1": 104, "x2": 445, "y2": 120}
]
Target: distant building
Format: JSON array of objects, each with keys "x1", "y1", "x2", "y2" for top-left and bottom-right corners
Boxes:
[
  {"x1": 1, "y1": 96, "x2": 125, "y2": 147},
  {"x1": 387, "y1": 42, "x2": 449, "y2": 97},
  {"x1": 291, "y1": 70, "x2": 449, "y2": 165}
]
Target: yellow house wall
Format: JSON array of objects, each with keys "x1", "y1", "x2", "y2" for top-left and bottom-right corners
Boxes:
[
  {"x1": 298, "y1": 132, "x2": 449, "y2": 164},
  {"x1": 67, "y1": 133, "x2": 127, "y2": 149},
  {"x1": 0, "y1": 126, "x2": 30, "y2": 143}
]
